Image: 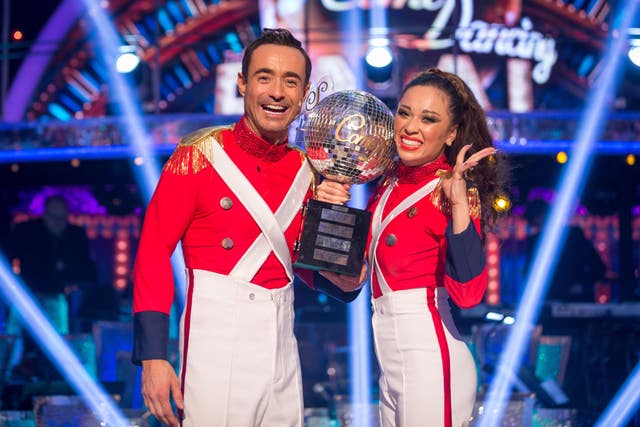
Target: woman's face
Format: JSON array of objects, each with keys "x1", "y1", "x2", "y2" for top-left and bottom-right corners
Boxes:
[{"x1": 394, "y1": 85, "x2": 458, "y2": 167}]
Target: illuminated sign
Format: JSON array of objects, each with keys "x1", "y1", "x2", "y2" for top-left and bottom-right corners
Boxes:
[{"x1": 319, "y1": 0, "x2": 558, "y2": 84}]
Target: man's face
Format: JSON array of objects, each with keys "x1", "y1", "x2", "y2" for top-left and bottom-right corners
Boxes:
[
  {"x1": 238, "y1": 44, "x2": 309, "y2": 145},
  {"x1": 43, "y1": 200, "x2": 68, "y2": 237}
]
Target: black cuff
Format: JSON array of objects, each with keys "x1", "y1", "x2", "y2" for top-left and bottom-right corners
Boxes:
[
  {"x1": 313, "y1": 271, "x2": 362, "y2": 303},
  {"x1": 132, "y1": 311, "x2": 170, "y2": 365},
  {"x1": 445, "y1": 221, "x2": 486, "y2": 283}
]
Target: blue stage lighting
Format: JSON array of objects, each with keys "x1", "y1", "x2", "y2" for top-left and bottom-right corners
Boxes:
[
  {"x1": 347, "y1": 185, "x2": 374, "y2": 427},
  {"x1": 0, "y1": 254, "x2": 129, "y2": 426},
  {"x1": 81, "y1": 0, "x2": 186, "y2": 306},
  {"x1": 343, "y1": 6, "x2": 374, "y2": 426},
  {"x1": 594, "y1": 361, "x2": 640, "y2": 427},
  {"x1": 48, "y1": 103, "x2": 72, "y2": 121},
  {"x1": 158, "y1": 9, "x2": 175, "y2": 33},
  {"x1": 68, "y1": 81, "x2": 91, "y2": 103},
  {"x1": 167, "y1": 2, "x2": 185, "y2": 22},
  {"x1": 478, "y1": 1, "x2": 637, "y2": 425}
]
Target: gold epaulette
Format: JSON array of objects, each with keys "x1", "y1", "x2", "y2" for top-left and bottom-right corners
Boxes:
[
  {"x1": 430, "y1": 171, "x2": 482, "y2": 220},
  {"x1": 163, "y1": 125, "x2": 232, "y2": 175},
  {"x1": 467, "y1": 187, "x2": 481, "y2": 220}
]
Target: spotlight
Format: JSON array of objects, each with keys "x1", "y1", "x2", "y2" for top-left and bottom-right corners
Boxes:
[
  {"x1": 116, "y1": 48, "x2": 140, "y2": 74},
  {"x1": 502, "y1": 316, "x2": 515, "y2": 325},
  {"x1": 12, "y1": 30, "x2": 23, "y2": 41},
  {"x1": 485, "y1": 311, "x2": 516, "y2": 325},
  {"x1": 493, "y1": 194, "x2": 512, "y2": 213},
  {"x1": 555, "y1": 151, "x2": 568, "y2": 164},
  {"x1": 365, "y1": 46, "x2": 392, "y2": 69},
  {"x1": 364, "y1": 42, "x2": 394, "y2": 85},
  {"x1": 626, "y1": 154, "x2": 636, "y2": 166},
  {"x1": 485, "y1": 311, "x2": 506, "y2": 322}
]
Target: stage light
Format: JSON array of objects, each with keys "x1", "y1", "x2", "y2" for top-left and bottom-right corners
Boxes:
[
  {"x1": 364, "y1": 44, "x2": 393, "y2": 85},
  {"x1": 12, "y1": 30, "x2": 23, "y2": 41},
  {"x1": 629, "y1": 42, "x2": 640, "y2": 67},
  {"x1": 365, "y1": 45, "x2": 392, "y2": 69},
  {"x1": 485, "y1": 311, "x2": 505, "y2": 322},
  {"x1": 493, "y1": 194, "x2": 511, "y2": 213},
  {"x1": 555, "y1": 151, "x2": 568, "y2": 164},
  {"x1": 626, "y1": 154, "x2": 636, "y2": 165},
  {"x1": 485, "y1": 312, "x2": 515, "y2": 325},
  {"x1": 116, "y1": 50, "x2": 140, "y2": 74}
]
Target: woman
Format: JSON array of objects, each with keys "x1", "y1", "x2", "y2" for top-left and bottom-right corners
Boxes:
[{"x1": 318, "y1": 68, "x2": 502, "y2": 426}]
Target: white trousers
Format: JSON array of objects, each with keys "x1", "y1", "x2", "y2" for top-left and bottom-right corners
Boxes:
[
  {"x1": 179, "y1": 269, "x2": 303, "y2": 427},
  {"x1": 372, "y1": 288, "x2": 477, "y2": 427}
]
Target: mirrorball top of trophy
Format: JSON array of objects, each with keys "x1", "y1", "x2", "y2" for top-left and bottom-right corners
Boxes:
[{"x1": 304, "y1": 90, "x2": 396, "y2": 185}]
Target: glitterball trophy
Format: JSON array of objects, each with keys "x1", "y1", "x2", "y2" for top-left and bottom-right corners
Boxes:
[{"x1": 295, "y1": 90, "x2": 396, "y2": 276}]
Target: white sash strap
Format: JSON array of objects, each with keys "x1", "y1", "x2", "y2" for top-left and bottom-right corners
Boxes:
[
  {"x1": 370, "y1": 178, "x2": 440, "y2": 295},
  {"x1": 231, "y1": 160, "x2": 311, "y2": 282},
  {"x1": 207, "y1": 139, "x2": 309, "y2": 283}
]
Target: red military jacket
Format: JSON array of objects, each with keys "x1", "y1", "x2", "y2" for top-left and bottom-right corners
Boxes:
[
  {"x1": 132, "y1": 117, "x2": 313, "y2": 362},
  {"x1": 368, "y1": 154, "x2": 487, "y2": 308}
]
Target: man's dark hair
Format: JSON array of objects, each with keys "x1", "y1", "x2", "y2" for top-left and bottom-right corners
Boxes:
[
  {"x1": 241, "y1": 28, "x2": 311, "y2": 85},
  {"x1": 44, "y1": 194, "x2": 68, "y2": 210}
]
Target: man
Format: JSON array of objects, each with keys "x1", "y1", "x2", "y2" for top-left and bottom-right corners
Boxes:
[
  {"x1": 9, "y1": 194, "x2": 97, "y2": 334},
  {"x1": 8, "y1": 194, "x2": 97, "y2": 380},
  {"x1": 133, "y1": 28, "x2": 359, "y2": 427}
]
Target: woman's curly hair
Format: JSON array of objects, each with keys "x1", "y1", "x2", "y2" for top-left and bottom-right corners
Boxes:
[{"x1": 400, "y1": 68, "x2": 508, "y2": 235}]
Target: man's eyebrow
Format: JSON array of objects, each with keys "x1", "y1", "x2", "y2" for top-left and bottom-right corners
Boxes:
[
  {"x1": 253, "y1": 68, "x2": 302, "y2": 81},
  {"x1": 253, "y1": 67, "x2": 275, "y2": 76},
  {"x1": 282, "y1": 71, "x2": 303, "y2": 81}
]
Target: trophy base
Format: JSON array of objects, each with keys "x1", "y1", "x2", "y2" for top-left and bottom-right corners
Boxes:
[{"x1": 294, "y1": 199, "x2": 371, "y2": 277}]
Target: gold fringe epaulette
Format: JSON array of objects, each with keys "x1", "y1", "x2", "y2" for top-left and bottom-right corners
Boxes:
[
  {"x1": 431, "y1": 170, "x2": 481, "y2": 219},
  {"x1": 467, "y1": 187, "x2": 481, "y2": 219},
  {"x1": 163, "y1": 125, "x2": 232, "y2": 175}
]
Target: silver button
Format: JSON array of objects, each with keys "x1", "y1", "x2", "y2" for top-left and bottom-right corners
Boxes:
[
  {"x1": 385, "y1": 234, "x2": 397, "y2": 246},
  {"x1": 249, "y1": 293, "x2": 255, "y2": 301},
  {"x1": 221, "y1": 237, "x2": 234, "y2": 249},
  {"x1": 220, "y1": 197, "x2": 233, "y2": 210}
]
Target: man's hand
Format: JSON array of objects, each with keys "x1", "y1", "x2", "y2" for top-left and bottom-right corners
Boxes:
[
  {"x1": 316, "y1": 180, "x2": 351, "y2": 204},
  {"x1": 141, "y1": 359, "x2": 184, "y2": 427},
  {"x1": 319, "y1": 262, "x2": 367, "y2": 292}
]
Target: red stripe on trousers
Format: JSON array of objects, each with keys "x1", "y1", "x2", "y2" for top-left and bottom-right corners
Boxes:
[
  {"x1": 427, "y1": 287, "x2": 452, "y2": 427},
  {"x1": 179, "y1": 269, "x2": 196, "y2": 427}
]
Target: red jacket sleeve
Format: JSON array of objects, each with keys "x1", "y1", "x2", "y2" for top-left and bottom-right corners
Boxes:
[
  {"x1": 442, "y1": 216, "x2": 487, "y2": 308},
  {"x1": 132, "y1": 145, "x2": 209, "y2": 363}
]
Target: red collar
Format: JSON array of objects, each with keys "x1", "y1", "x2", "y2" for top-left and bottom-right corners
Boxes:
[
  {"x1": 397, "y1": 155, "x2": 450, "y2": 184},
  {"x1": 232, "y1": 117, "x2": 289, "y2": 162}
]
